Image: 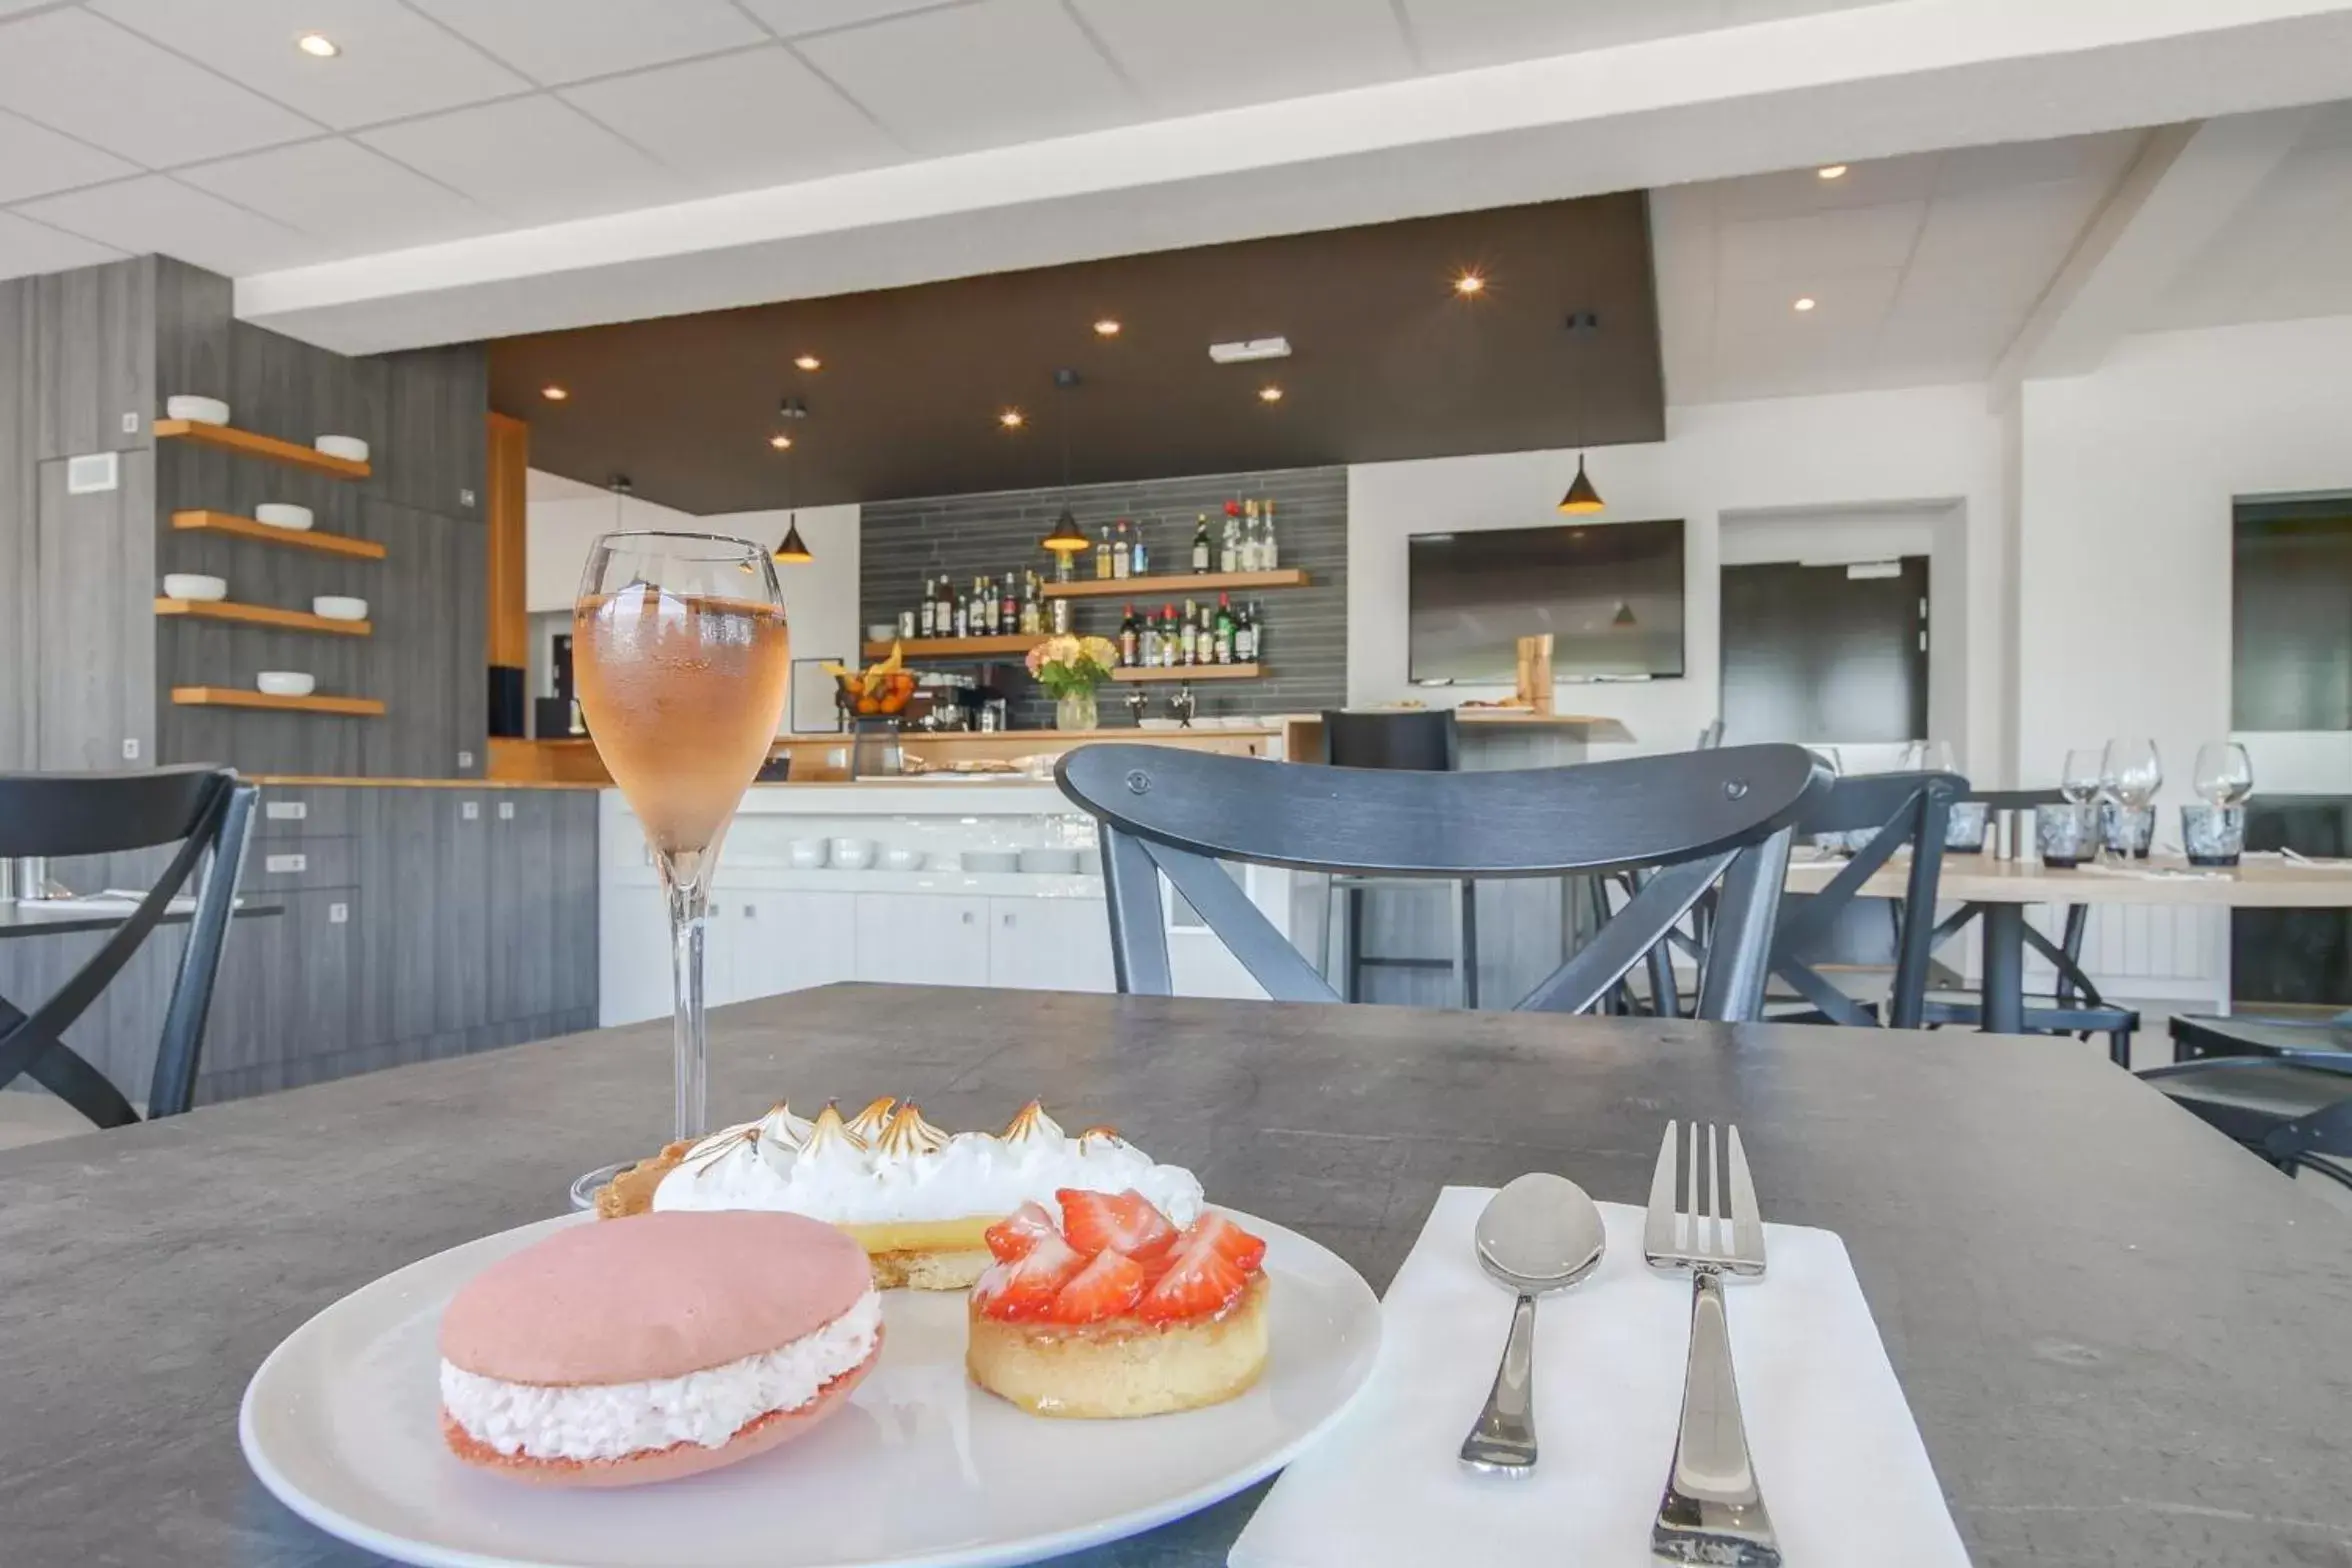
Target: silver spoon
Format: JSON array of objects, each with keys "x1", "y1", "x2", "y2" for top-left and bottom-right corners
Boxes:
[{"x1": 1459, "y1": 1172, "x2": 1607, "y2": 1474}]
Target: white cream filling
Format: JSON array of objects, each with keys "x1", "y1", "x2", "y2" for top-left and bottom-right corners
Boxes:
[{"x1": 440, "y1": 1288, "x2": 881, "y2": 1463}]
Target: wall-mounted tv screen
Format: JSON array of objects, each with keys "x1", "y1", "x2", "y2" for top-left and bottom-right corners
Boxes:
[{"x1": 1408, "y1": 518, "x2": 1686, "y2": 683}]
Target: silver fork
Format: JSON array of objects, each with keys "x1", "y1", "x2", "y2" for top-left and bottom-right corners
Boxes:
[{"x1": 1644, "y1": 1121, "x2": 1781, "y2": 1568}]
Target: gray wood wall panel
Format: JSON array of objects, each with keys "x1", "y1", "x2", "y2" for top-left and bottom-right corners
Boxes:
[
  {"x1": 36, "y1": 447, "x2": 156, "y2": 769},
  {"x1": 0, "y1": 277, "x2": 36, "y2": 770},
  {"x1": 151, "y1": 256, "x2": 232, "y2": 417},
  {"x1": 31, "y1": 257, "x2": 151, "y2": 462}
]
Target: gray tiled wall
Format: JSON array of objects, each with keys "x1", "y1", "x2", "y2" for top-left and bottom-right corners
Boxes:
[{"x1": 860, "y1": 465, "x2": 1347, "y2": 729}]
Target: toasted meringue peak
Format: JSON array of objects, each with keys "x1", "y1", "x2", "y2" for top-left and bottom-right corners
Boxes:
[
  {"x1": 843, "y1": 1096, "x2": 898, "y2": 1147},
  {"x1": 1077, "y1": 1124, "x2": 1123, "y2": 1145},
  {"x1": 679, "y1": 1120, "x2": 761, "y2": 1176},
  {"x1": 1001, "y1": 1100, "x2": 1065, "y2": 1144},
  {"x1": 877, "y1": 1102, "x2": 951, "y2": 1157},
  {"x1": 804, "y1": 1101, "x2": 855, "y2": 1150}
]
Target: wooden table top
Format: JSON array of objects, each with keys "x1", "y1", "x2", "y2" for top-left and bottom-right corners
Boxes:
[
  {"x1": 1, "y1": 986, "x2": 2347, "y2": 1566},
  {"x1": 1786, "y1": 849, "x2": 2352, "y2": 906}
]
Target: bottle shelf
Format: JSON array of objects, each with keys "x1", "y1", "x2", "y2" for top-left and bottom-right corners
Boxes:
[
  {"x1": 155, "y1": 597, "x2": 372, "y2": 637},
  {"x1": 154, "y1": 420, "x2": 371, "y2": 479},
  {"x1": 171, "y1": 509, "x2": 387, "y2": 560},
  {"x1": 1111, "y1": 663, "x2": 1263, "y2": 683},
  {"x1": 1042, "y1": 569, "x2": 1309, "y2": 600},
  {"x1": 170, "y1": 686, "x2": 385, "y2": 716},
  {"x1": 860, "y1": 633, "x2": 1046, "y2": 660}
]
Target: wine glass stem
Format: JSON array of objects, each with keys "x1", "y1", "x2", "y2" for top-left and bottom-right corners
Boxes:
[{"x1": 664, "y1": 871, "x2": 711, "y2": 1144}]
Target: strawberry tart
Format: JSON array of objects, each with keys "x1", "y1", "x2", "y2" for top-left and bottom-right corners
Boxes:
[
  {"x1": 438, "y1": 1211, "x2": 881, "y2": 1486},
  {"x1": 965, "y1": 1189, "x2": 1270, "y2": 1419}
]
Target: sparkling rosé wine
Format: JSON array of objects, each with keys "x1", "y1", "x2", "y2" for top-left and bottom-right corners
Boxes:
[{"x1": 574, "y1": 587, "x2": 789, "y2": 855}]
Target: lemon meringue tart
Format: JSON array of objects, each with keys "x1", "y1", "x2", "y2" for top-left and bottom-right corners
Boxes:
[{"x1": 593, "y1": 1099, "x2": 1204, "y2": 1292}]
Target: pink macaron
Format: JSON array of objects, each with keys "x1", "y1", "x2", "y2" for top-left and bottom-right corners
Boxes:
[{"x1": 438, "y1": 1211, "x2": 881, "y2": 1487}]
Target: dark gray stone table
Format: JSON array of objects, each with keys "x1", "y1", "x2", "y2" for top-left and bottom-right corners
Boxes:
[{"x1": 2, "y1": 984, "x2": 2348, "y2": 1567}]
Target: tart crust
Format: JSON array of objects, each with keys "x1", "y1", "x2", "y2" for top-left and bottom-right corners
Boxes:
[{"x1": 966, "y1": 1274, "x2": 1270, "y2": 1419}]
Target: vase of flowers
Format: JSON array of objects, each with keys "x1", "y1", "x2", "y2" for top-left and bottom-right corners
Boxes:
[{"x1": 1026, "y1": 634, "x2": 1119, "y2": 731}]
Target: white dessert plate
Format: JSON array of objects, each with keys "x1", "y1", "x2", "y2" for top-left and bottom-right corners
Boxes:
[{"x1": 241, "y1": 1209, "x2": 1381, "y2": 1568}]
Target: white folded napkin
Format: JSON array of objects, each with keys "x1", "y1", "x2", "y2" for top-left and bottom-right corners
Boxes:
[
  {"x1": 1230, "y1": 1187, "x2": 1966, "y2": 1568},
  {"x1": 2072, "y1": 863, "x2": 2227, "y2": 882}
]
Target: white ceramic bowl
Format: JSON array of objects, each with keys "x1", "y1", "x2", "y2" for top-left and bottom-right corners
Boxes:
[
  {"x1": 1018, "y1": 847, "x2": 1079, "y2": 874},
  {"x1": 828, "y1": 837, "x2": 877, "y2": 871},
  {"x1": 311, "y1": 596, "x2": 368, "y2": 622},
  {"x1": 786, "y1": 838, "x2": 828, "y2": 870},
  {"x1": 313, "y1": 435, "x2": 369, "y2": 463},
  {"x1": 257, "y1": 672, "x2": 316, "y2": 698},
  {"x1": 879, "y1": 847, "x2": 926, "y2": 872},
  {"x1": 165, "y1": 394, "x2": 230, "y2": 426},
  {"x1": 162, "y1": 574, "x2": 227, "y2": 602},
  {"x1": 254, "y1": 503, "x2": 313, "y2": 532},
  {"x1": 867, "y1": 623, "x2": 896, "y2": 643}
]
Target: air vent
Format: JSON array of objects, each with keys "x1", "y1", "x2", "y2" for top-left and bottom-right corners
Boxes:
[
  {"x1": 66, "y1": 452, "x2": 119, "y2": 494},
  {"x1": 1208, "y1": 337, "x2": 1291, "y2": 364}
]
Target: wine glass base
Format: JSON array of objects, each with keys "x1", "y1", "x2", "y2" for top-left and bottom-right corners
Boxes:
[{"x1": 568, "y1": 1159, "x2": 637, "y2": 1213}]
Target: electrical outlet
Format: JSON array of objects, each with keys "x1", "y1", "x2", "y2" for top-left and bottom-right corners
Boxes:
[
  {"x1": 329, "y1": 902, "x2": 348, "y2": 924},
  {"x1": 120, "y1": 737, "x2": 139, "y2": 760},
  {"x1": 121, "y1": 412, "x2": 139, "y2": 435},
  {"x1": 459, "y1": 487, "x2": 477, "y2": 507},
  {"x1": 457, "y1": 749, "x2": 475, "y2": 769},
  {"x1": 497, "y1": 801, "x2": 514, "y2": 820},
  {"x1": 461, "y1": 801, "x2": 479, "y2": 821}
]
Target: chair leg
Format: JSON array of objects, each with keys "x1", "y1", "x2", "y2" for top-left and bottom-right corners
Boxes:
[
  {"x1": 1343, "y1": 882, "x2": 1364, "y2": 1005},
  {"x1": 2108, "y1": 1029, "x2": 2130, "y2": 1069},
  {"x1": 1457, "y1": 879, "x2": 1479, "y2": 1011}
]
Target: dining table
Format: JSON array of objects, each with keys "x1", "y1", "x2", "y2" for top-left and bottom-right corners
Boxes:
[
  {"x1": 1, "y1": 982, "x2": 2348, "y2": 1567},
  {"x1": 1784, "y1": 849, "x2": 2352, "y2": 1033}
]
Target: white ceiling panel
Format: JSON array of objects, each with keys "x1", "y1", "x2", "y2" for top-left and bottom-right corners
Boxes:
[
  {"x1": 742, "y1": 0, "x2": 962, "y2": 39},
  {"x1": 796, "y1": 0, "x2": 1138, "y2": 156},
  {"x1": 405, "y1": 0, "x2": 767, "y2": 86},
  {"x1": 0, "y1": 210, "x2": 127, "y2": 281},
  {"x1": 1717, "y1": 265, "x2": 1901, "y2": 331},
  {"x1": 0, "y1": 107, "x2": 139, "y2": 204},
  {"x1": 1071, "y1": 0, "x2": 1414, "y2": 115},
  {"x1": 90, "y1": 0, "x2": 528, "y2": 130},
  {"x1": 1906, "y1": 179, "x2": 2103, "y2": 279},
  {"x1": 1933, "y1": 130, "x2": 2143, "y2": 197},
  {"x1": 176, "y1": 137, "x2": 491, "y2": 255},
  {"x1": 361, "y1": 96, "x2": 671, "y2": 223},
  {"x1": 1398, "y1": 0, "x2": 1888, "y2": 74},
  {"x1": 1717, "y1": 201, "x2": 1923, "y2": 281},
  {"x1": 0, "y1": 8, "x2": 315, "y2": 166},
  {"x1": 2157, "y1": 111, "x2": 2352, "y2": 330},
  {"x1": 16, "y1": 174, "x2": 316, "y2": 274},
  {"x1": 1709, "y1": 153, "x2": 1939, "y2": 222},
  {"x1": 561, "y1": 42, "x2": 902, "y2": 192}
]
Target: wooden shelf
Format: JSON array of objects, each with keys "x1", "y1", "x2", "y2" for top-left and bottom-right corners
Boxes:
[
  {"x1": 154, "y1": 419, "x2": 371, "y2": 479},
  {"x1": 155, "y1": 598, "x2": 371, "y2": 637},
  {"x1": 172, "y1": 509, "x2": 386, "y2": 560},
  {"x1": 860, "y1": 633, "x2": 1046, "y2": 660},
  {"x1": 170, "y1": 686, "x2": 385, "y2": 717},
  {"x1": 1043, "y1": 569, "x2": 1309, "y2": 600},
  {"x1": 1111, "y1": 663, "x2": 1263, "y2": 683}
]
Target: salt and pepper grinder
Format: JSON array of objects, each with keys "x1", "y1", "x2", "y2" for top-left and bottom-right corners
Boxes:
[
  {"x1": 1170, "y1": 683, "x2": 1197, "y2": 730},
  {"x1": 1124, "y1": 688, "x2": 1150, "y2": 727}
]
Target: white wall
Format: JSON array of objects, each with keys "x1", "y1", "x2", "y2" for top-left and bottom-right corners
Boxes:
[
  {"x1": 701, "y1": 504, "x2": 861, "y2": 735},
  {"x1": 1347, "y1": 384, "x2": 2009, "y2": 776},
  {"x1": 524, "y1": 489, "x2": 695, "y2": 613}
]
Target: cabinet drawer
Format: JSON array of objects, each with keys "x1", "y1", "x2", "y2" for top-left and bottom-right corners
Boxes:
[
  {"x1": 253, "y1": 786, "x2": 355, "y2": 839},
  {"x1": 245, "y1": 835, "x2": 357, "y2": 891}
]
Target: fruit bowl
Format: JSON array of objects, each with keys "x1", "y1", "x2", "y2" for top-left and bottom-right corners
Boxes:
[{"x1": 838, "y1": 670, "x2": 916, "y2": 716}]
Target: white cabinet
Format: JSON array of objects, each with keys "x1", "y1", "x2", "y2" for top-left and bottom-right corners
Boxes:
[
  {"x1": 724, "y1": 890, "x2": 858, "y2": 1001},
  {"x1": 600, "y1": 881, "x2": 677, "y2": 1027},
  {"x1": 856, "y1": 893, "x2": 990, "y2": 987},
  {"x1": 987, "y1": 897, "x2": 1114, "y2": 992}
]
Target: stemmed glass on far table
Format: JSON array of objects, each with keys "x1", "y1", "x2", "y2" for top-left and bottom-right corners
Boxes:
[
  {"x1": 565, "y1": 533, "x2": 792, "y2": 1210},
  {"x1": 2097, "y1": 736, "x2": 2162, "y2": 860},
  {"x1": 2186, "y1": 741, "x2": 2254, "y2": 865}
]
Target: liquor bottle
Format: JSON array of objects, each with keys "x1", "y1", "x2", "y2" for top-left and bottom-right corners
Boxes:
[
  {"x1": 1054, "y1": 543, "x2": 1074, "y2": 583},
  {"x1": 919, "y1": 577, "x2": 936, "y2": 638},
  {"x1": 1139, "y1": 606, "x2": 1159, "y2": 667},
  {"x1": 1220, "y1": 504, "x2": 1240, "y2": 573},
  {"x1": 977, "y1": 576, "x2": 993, "y2": 636},
  {"x1": 1214, "y1": 593, "x2": 1235, "y2": 664},
  {"x1": 1120, "y1": 603, "x2": 1139, "y2": 667},
  {"x1": 1248, "y1": 599, "x2": 1265, "y2": 661},
  {"x1": 1002, "y1": 571, "x2": 1018, "y2": 634},
  {"x1": 1095, "y1": 524, "x2": 1113, "y2": 580},
  {"x1": 1113, "y1": 520, "x2": 1132, "y2": 579},
  {"x1": 1262, "y1": 500, "x2": 1279, "y2": 570},
  {"x1": 951, "y1": 586, "x2": 968, "y2": 639},
  {"x1": 1179, "y1": 600, "x2": 1199, "y2": 666},
  {"x1": 1233, "y1": 600, "x2": 1254, "y2": 663},
  {"x1": 1158, "y1": 605, "x2": 1177, "y2": 666},
  {"x1": 1191, "y1": 514, "x2": 1212, "y2": 572},
  {"x1": 1240, "y1": 500, "x2": 1261, "y2": 572},
  {"x1": 1132, "y1": 520, "x2": 1149, "y2": 576}
]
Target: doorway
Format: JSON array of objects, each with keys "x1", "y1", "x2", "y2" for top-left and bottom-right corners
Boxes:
[{"x1": 1719, "y1": 557, "x2": 1928, "y2": 746}]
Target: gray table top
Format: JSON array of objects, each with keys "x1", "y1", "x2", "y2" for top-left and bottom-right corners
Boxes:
[
  {"x1": 1, "y1": 985, "x2": 2347, "y2": 1567},
  {"x1": 0, "y1": 899, "x2": 283, "y2": 940}
]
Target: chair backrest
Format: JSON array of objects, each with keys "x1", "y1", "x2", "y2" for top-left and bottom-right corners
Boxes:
[
  {"x1": 1696, "y1": 718, "x2": 1726, "y2": 751},
  {"x1": 0, "y1": 766, "x2": 256, "y2": 1123},
  {"x1": 1056, "y1": 743, "x2": 1831, "y2": 1021},
  {"x1": 1773, "y1": 769, "x2": 1961, "y2": 1029},
  {"x1": 1320, "y1": 709, "x2": 1459, "y2": 772}
]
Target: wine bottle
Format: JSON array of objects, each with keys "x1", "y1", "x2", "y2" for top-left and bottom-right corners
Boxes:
[
  {"x1": 1262, "y1": 500, "x2": 1279, "y2": 569},
  {"x1": 1234, "y1": 600, "x2": 1254, "y2": 663},
  {"x1": 1139, "y1": 606, "x2": 1159, "y2": 667},
  {"x1": 1240, "y1": 500, "x2": 1261, "y2": 572},
  {"x1": 1119, "y1": 603, "x2": 1139, "y2": 666},
  {"x1": 918, "y1": 577, "x2": 936, "y2": 638},
  {"x1": 1113, "y1": 520, "x2": 1132, "y2": 580},
  {"x1": 1180, "y1": 601, "x2": 1199, "y2": 666},
  {"x1": 1191, "y1": 514, "x2": 1211, "y2": 572},
  {"x1": 1160, "y1": 605, "x2": 1178, "y2": 666},
  {"x1": 1132, "y1": 520, "x2": 1149, "y2": 576},
  {"x1": 1220, "y1": 505, "x2": 1239, "y2": 574},
  {"x1": 1214, "y1": 593, "x2": 1235, "y2": 664}
]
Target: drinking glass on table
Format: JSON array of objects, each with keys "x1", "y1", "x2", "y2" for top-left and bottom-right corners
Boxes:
[
  {"x1": 2100, "y1": 737, "x2": 2162, "y2": 809},
  {"x1": 2193, "y1": 741, "x2": 2254, "y2": 808},
  {"x1": 566, "y1": 533, "x2": 790, "y2": 1209},
  {"x1": 1901, "y1": 738, "x2": 1954, "y2": 774},
  {"x1": 2060, "y1": 748, "x2": 2105, "y2": 805}
]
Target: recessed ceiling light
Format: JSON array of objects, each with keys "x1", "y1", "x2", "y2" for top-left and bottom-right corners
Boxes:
[
  {"x1": 793, "y1": 353, "x2": 821, "y2": 371},
  {"x1": 1453, "y1": 270, "x2": 1487, "y2": 297},
  {"x1": 769, "y1": 433, "x2": 792, "y2": 449},
  {"x1": 1793, "y1": 296, "x2": 1818, "y2": 312},
  {"x1": 540, "y1": 384, "x2": 568, "y2": 400},
  {"x1": 1258, "y1": 385, "x2": 1284, "y2": 403},
  {"x1": 999, "y1": 409, "x2": 1025, "y2": 429},
  {"x1": 1093, "y1": 318, "x2": 1121, "y2": 337},
  {"x1": 296, "y1": 33, "x2": 339, "y2": 57},
  {"x1": 1817, "y1": 164, "x2": 1848, "y2": 180}
]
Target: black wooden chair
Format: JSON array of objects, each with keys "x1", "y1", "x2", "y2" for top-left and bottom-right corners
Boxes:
[
  {"x1": 1768, "y1": 771, "x2": 1961, "y2": 1029},
  {"x1": 2138, "y1": 1052, "x2": 2352, "y2": 1191},
  {"x1": 1317, "y1": 710, "x2": 1477, "y2": 1007},
  {"x1": 2169, "y1": 1010, "x2": 2352, "y2": 1063},
  {"x1": 1055, "y1": 743, "x2": 1831, "y2": 1021},
  {"x1": 0, "y1": 766, "x2": 257, "y2": 1127}
]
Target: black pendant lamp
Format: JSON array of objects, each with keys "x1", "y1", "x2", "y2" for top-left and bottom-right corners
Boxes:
[
  {"x1": 1557, "y1": 311, "x2": 1606, "y2": 515},
  {"x1": 1039, "y1": 368, "x2": 1091, "y2": 556},
  {"x1": 773, "y1": 399, "x2": 813, "y2": 563}
]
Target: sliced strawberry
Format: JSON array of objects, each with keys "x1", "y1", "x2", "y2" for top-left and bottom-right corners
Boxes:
[
  {"x1": 1134, "y1": 1230, "x2": 1250, "y2": 1323},
  {"x1": 1050, "y1": 1248, "x2": 1148, "y2": 1324},
  {"x1": 1186, "y1": 1212, "x2": 1267, "y2": 1275},
  {"x1": 984, "y1": 1200, "x2": 1060, "y2": 1263},
  {"x1": 976, "y1": 1232, "x2": 1083, "y2": 1320},
  {"x1": 1057, "y1": 1187, "x2": 1178, "y2": 1263}
]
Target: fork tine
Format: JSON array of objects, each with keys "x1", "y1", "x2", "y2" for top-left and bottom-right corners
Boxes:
[
  {"x1": 1706, "y1": 1123, "x2": 1723, "y2": 1257},
  {"x1": 1687, "y1": 1118, "x2": 1703, "y2": 1254},
  {"x1": 1726, "y1": 1125, "x2": 1765, "y2": 1264},
  {"x1": 1644, "y1": 1120, "x2": 1680, "y2": 1260}
]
